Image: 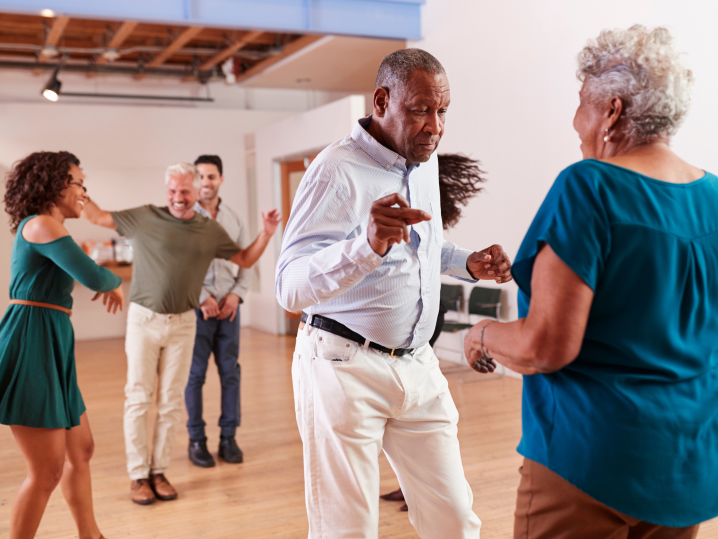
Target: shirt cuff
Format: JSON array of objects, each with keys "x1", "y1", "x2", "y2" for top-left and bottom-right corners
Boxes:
[
  {"x1": 446, "y1": 247, "x2": 478, "y2": 282},
  {"x1": 199, "y1": 290, "x2": 212, "y2": 305},
  {"x1": 229, "y1": 285, "x2": 248, "y2": 303},
  {"x1": 354, "y1": 234, "x2": 384, "y2": 271}
]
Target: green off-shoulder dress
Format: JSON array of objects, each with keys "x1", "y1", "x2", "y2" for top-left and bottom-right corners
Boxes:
[{"x1": 0, "y1": 216, "x2": 121, "y2": 429}]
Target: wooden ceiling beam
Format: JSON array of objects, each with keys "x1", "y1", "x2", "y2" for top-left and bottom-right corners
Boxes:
[
  {"x1": 234, "y1": 34, "x2": 323, "y2": 84},
  {"x1": 182, "y1": 30, "x2": 263, "y2": 82},
  {"x1": 87, "y1": 21, "x2": 138, "y2": 76},
  {"x1": 199, "y1": 31, "x2": 264, "y2": 70},
  {"x1": 147, "y1": 26, "x2": 203, "y2": 67},
  {"x1": 133, "y1": 25, "x2": 203, "y2": 80},
  {"x1": 94, "y1": 21, "x2": 138, "y2": 65},
  {"x1": 37, "y1": 16, "x2": 70, "y2": 63}
]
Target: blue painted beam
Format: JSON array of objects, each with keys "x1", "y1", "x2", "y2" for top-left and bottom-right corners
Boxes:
[{"x1": 0, "y1": 0, "x2": 423, "y2": 40}]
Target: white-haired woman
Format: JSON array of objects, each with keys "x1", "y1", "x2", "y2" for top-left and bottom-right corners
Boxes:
[{"x1": 465, "y1": 26, "x2": 717, "y2": 538}]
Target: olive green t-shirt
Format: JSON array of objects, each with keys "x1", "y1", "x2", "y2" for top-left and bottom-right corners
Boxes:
[{"x1": 111, "y1": 205, "x2": 241, "y2": 314}]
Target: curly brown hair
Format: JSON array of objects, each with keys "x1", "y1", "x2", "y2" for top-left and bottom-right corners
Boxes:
[
  {"x1": 4, "y1": 151, "x2": 80, "y2": 232},
  {"x1": 438, "y1": 153, "x2": 486, "y2": 230}
]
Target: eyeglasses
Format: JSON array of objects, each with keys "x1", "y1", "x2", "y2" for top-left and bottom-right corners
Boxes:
[{"x1": 68, "y1": 181, "x2": 87, "y2": 193}]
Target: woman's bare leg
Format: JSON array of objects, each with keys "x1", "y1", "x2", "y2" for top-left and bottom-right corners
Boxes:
[
  {"x1": 9, "y1": 425, "x2": 66, "y2": 539},
  {"x1": 61, "y1": 413, "x2": 102, "y2": 539}
]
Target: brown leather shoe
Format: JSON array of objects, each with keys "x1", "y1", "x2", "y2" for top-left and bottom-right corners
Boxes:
[
  {"x1": 149, "y1": 473, "x2": 177, "y2": 501},
  {"x1": 130, "y1": 478, "x2": 156, "y2": 505},
  {"x1": 380, "y1": 488, "x2": 405, "y2": 502}
]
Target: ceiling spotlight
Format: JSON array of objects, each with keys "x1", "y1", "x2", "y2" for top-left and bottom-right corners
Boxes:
[
  {"x1": 40, "y1": 8, "x2": 55, "y2": 17},
  {"x1": 42, "y1": 68, "x2": 62, "y2": 101},
  {"x1": 101, "y1": 49, "x2": 121, "y2": 62}
]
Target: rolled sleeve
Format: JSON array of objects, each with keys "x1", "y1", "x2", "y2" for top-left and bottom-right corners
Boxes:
[
  {"x1": 512, "y1": 162, "x2": 610, "y2": 296},
  {"x1": 199, "y1": 287, "x2": 212, "y2": 305}
]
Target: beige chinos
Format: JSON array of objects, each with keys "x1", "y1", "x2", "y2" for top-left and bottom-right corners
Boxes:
[{"x1": 124, "y1": 302, "x2": 197, "y2": 480}]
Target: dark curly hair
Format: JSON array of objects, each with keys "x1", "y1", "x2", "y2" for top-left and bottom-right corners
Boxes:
[
  {"x1": 4, "y1": 151, "x2": 80, "y2": 233},
  {"x1": 438, "y1": 153, "x2": 486, "y2": 229}
]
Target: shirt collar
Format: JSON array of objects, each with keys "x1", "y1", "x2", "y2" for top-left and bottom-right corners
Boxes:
[
  {"x1": 352, "y1": 116, "x2": 414, "y2": 172},
  {"x1": 194, "y1": 198, "x2": 222, "y2": 218}
]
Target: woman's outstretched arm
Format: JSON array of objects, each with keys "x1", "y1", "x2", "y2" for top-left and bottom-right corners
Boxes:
[{"x1": 464, "y1": 244, "x2": 594, "y2": 375}]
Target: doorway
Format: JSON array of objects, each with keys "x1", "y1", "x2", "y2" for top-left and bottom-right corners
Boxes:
[{"x1": 281, "y1": 157, "x2": 315, "y2": 335}]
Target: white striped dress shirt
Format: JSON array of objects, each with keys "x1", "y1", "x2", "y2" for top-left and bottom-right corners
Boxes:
[
  {"x1": 195, "y1": 200, "x2": 251, "y2": 304},
  {"x1": 275, "y1": 116, "x2": 477, "y2": 349}
]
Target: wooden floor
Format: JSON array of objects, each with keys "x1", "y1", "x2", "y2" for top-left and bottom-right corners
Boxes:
[{"x1": 1, "y1": 329, "x2": 716, "y2": 539}]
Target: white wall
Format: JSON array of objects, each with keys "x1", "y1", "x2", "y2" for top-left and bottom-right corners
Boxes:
[
  {"x1": 412, "y1": 0, "x2": 718, "y2": 321},
  {"x1": 0, "y1": 68, "x2": 353, "y2": 112},
  {"x1": 251, "y1": 95, "x2": 367, "y2": 334},
  {"x1": 0, "y1": 102, "x2": 293, "y2": 340}
]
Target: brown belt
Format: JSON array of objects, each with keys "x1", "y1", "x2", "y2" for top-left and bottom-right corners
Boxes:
[{"x1": 9, "y1": 299, "x2": 72, "y2": 316}]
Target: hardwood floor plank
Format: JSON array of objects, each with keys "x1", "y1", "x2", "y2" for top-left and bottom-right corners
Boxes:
[{"x1": 0, "y1": 329, "x2": 715, "y2": 538}]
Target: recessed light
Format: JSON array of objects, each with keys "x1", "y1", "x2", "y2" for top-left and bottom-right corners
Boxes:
[
  {"x1": 40, "y1": 46, "x2": 60, "y2": 58},
  {"x1": 102, "y1": 49, "x2": 121, "y2": 62},
  {"x1": 40, "y1": 8, "x2": 55, "y2": 17}
]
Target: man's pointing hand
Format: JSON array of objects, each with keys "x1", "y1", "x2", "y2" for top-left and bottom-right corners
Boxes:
[{"x1": 367, "y1": 193, "x2": 431, "y2": 256}]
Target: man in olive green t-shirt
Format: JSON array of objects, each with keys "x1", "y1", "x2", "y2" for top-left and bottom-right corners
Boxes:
[{"x1": 83, "y1": 162, "x2": 280, "y2": 505}]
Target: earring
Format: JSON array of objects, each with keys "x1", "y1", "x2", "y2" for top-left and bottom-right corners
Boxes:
[{"x1": 603, "y1": 129, "x2": 611, "y2": 143}]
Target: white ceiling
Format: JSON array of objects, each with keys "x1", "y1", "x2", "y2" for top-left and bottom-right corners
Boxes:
[{"x1": 242, "y1": 35, "x2": 405, "y2": 93}]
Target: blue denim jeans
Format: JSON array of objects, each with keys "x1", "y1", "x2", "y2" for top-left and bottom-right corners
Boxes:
[{"x1": 184, "y1": 308, "x2": 241, "y2": 440}]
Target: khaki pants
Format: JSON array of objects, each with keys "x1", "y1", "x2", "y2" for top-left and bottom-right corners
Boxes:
[
  {"x1": 292, "y1": 322, "x2": 481, "y2": 539},
  {"x1": 514, "y1": 458, "x2": 700, "y2": 539},
  {"x1": 124, "y1": 302, "x2": 197, "y2": 480}
]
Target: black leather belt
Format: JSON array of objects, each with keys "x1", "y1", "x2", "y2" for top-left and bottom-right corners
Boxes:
[{"x1": 300, "y1": 312, "x2": 414, "y2": 357}]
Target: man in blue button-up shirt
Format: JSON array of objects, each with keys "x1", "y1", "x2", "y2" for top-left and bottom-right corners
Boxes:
[
  {"x1": 185, "y1": 155, "x2": 253, "y2": 469},
  {"x1": 276, "y1": 49, "x2": 512, "y2": 538}
]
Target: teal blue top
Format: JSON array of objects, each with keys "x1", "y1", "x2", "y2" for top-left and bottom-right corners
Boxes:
[
  {"x1": 512, "y1": 160, "x2": 718, "y2": 527},
  {"x1": 0, "y1": 216, "x2": 121, "y2": 429}
]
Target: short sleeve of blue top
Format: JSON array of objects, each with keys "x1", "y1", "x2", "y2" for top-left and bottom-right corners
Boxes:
[{"x1": 511, "y1": 159, "x2": 718, "y2": 527}]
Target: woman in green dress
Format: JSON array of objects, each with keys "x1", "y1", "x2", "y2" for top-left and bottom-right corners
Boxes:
[{"x1": 0, "y1": 151, "x2": 124, "y2": 539}]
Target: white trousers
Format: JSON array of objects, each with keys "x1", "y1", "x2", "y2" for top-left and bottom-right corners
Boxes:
[
  {"x1": 124, "y1": 302, "x2": 197, "y2": 480},
  {"x1": 292, "y1": 323, "x2": 482, "y2": 539}
]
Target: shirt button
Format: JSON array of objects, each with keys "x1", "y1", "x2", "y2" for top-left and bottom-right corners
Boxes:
[{"x1": 385, "y1": 164, "x2": 390, "y2": 169}]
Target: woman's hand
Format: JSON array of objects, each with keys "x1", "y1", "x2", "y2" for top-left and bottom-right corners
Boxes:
[
  {"x1": 465, "y1": 320, "x2": 543, "y2": 375},
  {"x1": 92, "y1": 285, "x2": 124, "y2": 314},
  {"x1": 464, "y1": 319, "x2": 498, "y2": 374},
  {"x1": 462, "y1": 245, "x2": 594, "y2": 377}
]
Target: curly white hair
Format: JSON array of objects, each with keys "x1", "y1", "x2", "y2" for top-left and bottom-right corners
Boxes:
[{"x1": 577, "y1": 25, "x2": 693, "y2": 143}]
